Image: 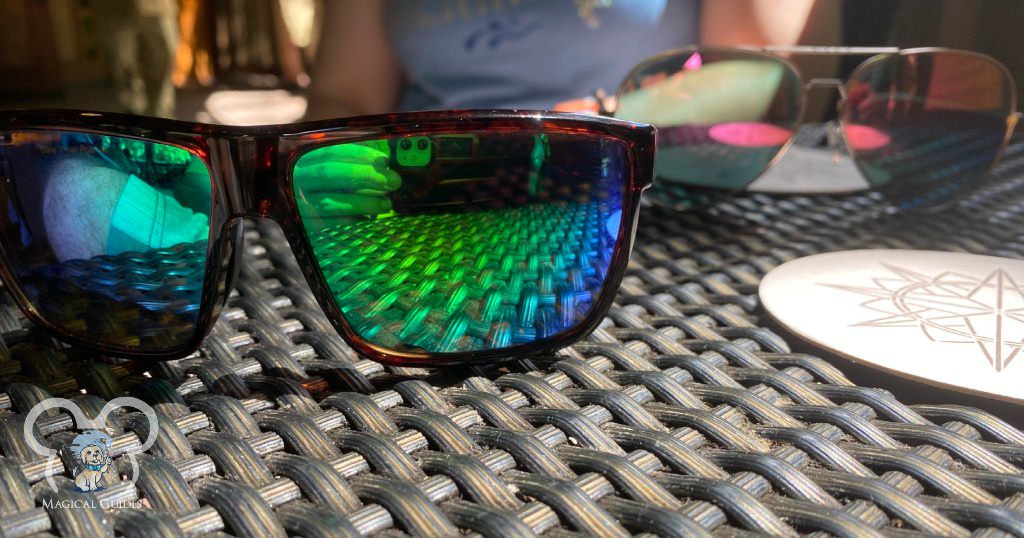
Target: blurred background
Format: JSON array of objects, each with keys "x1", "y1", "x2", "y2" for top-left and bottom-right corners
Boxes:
[{"x1": 1, "y1": 0, "x2": 1020, "y2": 124}]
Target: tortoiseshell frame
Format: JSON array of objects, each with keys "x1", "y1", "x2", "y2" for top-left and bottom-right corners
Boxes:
[{"x1": 0, "y1": 109, "x2": 656, "y2": 366}]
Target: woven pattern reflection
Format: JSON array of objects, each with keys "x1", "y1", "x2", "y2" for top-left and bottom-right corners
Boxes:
[
  {"x1": 23, "y1": 241, "x2": 206, "y2": 348},
  {"x1": 308, "y1": 201, "x2": 617, "y2": 352}
]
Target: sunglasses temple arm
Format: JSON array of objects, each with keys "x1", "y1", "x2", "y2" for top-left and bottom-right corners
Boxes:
[
  {"x1": 759, "y1": 45, "x2": 900, "y2": 56},
  {"x1": 591, "y1": 89, "x2": 615, "y2": 116}
]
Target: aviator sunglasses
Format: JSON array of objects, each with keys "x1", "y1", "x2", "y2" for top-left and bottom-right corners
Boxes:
[
  {"x1": 0, "y1": 110, "x2": 655, "y2": 365},
  {"x1": 607, "y1": 46, "x2": 1020, "y2": 210}
]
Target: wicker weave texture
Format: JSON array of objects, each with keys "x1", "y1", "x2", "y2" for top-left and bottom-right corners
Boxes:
[{"x1": 0, "y1": 140, "x2": 1022, "y2": 537}]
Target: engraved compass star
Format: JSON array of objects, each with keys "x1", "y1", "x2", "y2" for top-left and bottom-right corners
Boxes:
[{"x1": 822, "y1": 264, "x2": 1024, "y2": 372}]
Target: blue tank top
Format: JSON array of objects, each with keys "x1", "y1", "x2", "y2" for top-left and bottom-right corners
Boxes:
[{"x1": 388, "y1": 0, "x2": 698, "y2": 111}]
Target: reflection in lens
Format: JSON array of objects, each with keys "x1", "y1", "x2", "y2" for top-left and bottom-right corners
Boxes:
[
  {"x1": 293, "y1": 133, "x2": 627, "y2": 354},
  {"x1": 842, "y1": 51, "x2": 1014, "y2": 208},
  {"x1": 615, "y1": 50, "x2": 802, "y2": 208},
  {"x1": 0, "y1": 130, "x2": 211, "y2": 350}
]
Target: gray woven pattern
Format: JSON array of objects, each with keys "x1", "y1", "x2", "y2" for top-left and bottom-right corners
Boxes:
[{"x1": 0, "y1": 140, "x2": 1023, "y2": 537}]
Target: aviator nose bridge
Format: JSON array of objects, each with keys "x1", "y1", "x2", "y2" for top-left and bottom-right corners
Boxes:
[{"x1": 804, "y1": 78, "x2": 848, "y2": 100}]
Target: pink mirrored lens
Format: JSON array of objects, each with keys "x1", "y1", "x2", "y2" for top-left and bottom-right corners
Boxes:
[
  {"x1": 841, "y1": 51, "x2": 1014, "y2": 208},
  {"x1": 615, "y1": 49, "x2": 802, "y2": 208}
]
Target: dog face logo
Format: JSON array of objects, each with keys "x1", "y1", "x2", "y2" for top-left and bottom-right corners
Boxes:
[
  {"x1": 69, "y1": 430, "x2": 113, "y2": 492},
  {"x1": 23, "y1": 397, "x2": 158, "y2": 492}
]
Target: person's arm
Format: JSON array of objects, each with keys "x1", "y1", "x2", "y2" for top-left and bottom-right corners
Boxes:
[
  {"x1": 304, "y1": 0, "x2": 403, "y2": 119},
  {"x1": 699, "y1": 0, "x2": 840, "y2": 47}
]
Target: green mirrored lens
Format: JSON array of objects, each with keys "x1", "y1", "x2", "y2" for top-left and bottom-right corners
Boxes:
[
  {"x1": 293, "y1": 132, "x2": 627, "y2": 354},
  {"x1": 0, "y1": 130, "x2": 212, "y2": 350}
]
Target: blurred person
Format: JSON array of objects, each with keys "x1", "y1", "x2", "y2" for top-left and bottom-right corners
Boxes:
[
  {"x1": 30, "y1": 0, "x2": 837, "y2": 263},
  {"x1": 297, "y1": 0, "x2": 837, "y2": 221},
  {"x1": 98, "y1": 0, "x2": 180, "y2": 117},
  {"x1": 305, "y1": 0, "x2": 840, "y2": 118}
]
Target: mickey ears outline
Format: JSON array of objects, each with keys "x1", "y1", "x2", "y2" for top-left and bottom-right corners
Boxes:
[{"x1": 21, "y1": 396, "x2": 159, "y2": 491}]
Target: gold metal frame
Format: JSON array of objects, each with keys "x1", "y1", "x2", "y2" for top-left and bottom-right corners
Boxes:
[{"x1": 612, "y1": 45, "x2": 1021, "y2": 205}]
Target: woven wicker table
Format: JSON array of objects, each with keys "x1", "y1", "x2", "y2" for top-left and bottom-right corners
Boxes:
[{"x1": 0, "y1": 136, "x2": 1023, "y2": 537}]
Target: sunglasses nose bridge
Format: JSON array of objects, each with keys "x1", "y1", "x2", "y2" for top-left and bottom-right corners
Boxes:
[
  {"x1": 804, "y1": 78, "x2": 848, "y2": 100},
  {"x1": 224, "y1": 135, "x2": 285, "y2": 221}
]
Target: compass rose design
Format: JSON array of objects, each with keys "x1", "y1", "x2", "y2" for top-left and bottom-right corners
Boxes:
[{"x1": 822, "y1": 264, "x2": 1024, "y2": 372}]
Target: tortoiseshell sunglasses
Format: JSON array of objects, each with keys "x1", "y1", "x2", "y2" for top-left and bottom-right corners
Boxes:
[{"x1": 0, "y1": 109, "x2": 655, "y2": 365}]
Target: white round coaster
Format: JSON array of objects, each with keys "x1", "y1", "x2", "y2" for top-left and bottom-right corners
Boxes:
[{"x1": 759, "y1": 250, "x2": 1024, "y2": 404}]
